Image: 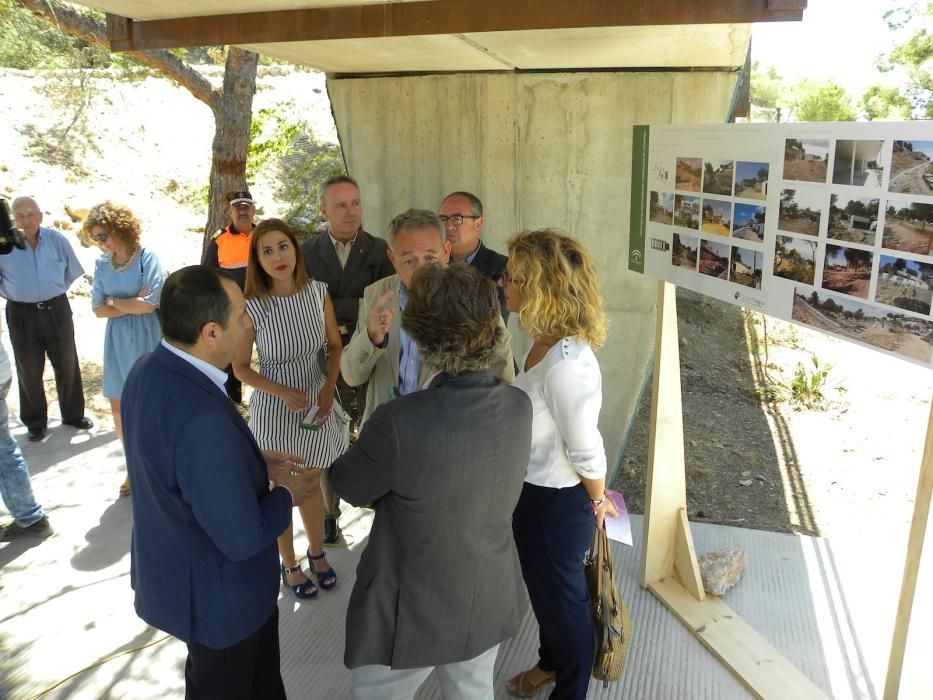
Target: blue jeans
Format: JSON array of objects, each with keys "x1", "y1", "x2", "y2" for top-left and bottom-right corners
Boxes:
[{"x1": 0, "y1": 379, "x2": 44, "y2": 526}]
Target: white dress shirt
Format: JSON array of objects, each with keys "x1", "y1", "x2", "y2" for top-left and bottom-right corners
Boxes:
[{"x1": 513, "y1": 336, "x2": 607, "y2": 488}]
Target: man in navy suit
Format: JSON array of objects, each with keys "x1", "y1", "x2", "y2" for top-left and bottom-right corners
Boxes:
[
  {"x1": 438, "y1": 191, "x2": 509, "y2": 322},
  {"x1": 122, "y1": 266, "x2": 318, "y2": 699}
]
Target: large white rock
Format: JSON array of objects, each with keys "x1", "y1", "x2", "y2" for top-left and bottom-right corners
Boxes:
[{"x1": 699, "y1": 546, "x2": 748, "y2": 596}]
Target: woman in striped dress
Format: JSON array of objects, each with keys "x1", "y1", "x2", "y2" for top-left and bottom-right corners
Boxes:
[{"x1": 233, "y1": 218, "x2": 347, "y2": 599}]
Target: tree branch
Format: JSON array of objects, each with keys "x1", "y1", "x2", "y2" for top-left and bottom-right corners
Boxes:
[{"x1": 16, "y1": 0, "x2": 219, "y2": 109}]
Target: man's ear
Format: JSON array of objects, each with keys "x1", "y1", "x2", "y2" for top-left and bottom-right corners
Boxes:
[
  {"x1": 474, "y1": 216, "x2": 484, "y2": 234},
  {"x1": 199, "y1": 321, "x2": 219, "y2": 348},
  {"x1": 441, "y1": 240, "x2": 452, "y2": 264},
  {"x1": 387, "y1": 248, "x2": 399, "y2": 273}
]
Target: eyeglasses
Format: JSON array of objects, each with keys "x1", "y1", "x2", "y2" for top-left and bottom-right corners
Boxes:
[
  {"x1": 439, "y1": 214, "x2": 479, "y2": 227},
  {"x1": 90, "y1": 232, "x2": 109, "y2": 243}
]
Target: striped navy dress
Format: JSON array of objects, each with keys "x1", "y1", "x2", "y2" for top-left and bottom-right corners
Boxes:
[{"x1": 246, "y1": 280, "x2": 346, "y2": 470}]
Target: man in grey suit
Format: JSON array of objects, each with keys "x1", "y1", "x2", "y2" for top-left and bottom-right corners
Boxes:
[
  {"x1": 340, "y1": 209, "x2": 515, "y2": 427},
  {"x1": 301, "y1": 175, "x2": 395, "y2": 543},
  {"x1": 330, "y1": 264, "x2": 532, "y2": 698}
]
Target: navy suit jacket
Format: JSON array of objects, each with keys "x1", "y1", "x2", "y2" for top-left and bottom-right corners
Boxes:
[
  {"x1": 468, "y1": 241, "x2": 510, "y2": 323},
  {"x1": 301, "y1": 228, "x2": 395, "y2": 340},
  {"x1": 122, "y1": 344, "x2": 293, "y2": 649}
]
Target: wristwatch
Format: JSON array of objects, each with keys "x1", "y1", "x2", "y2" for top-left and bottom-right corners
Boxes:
[{"x1": 106, "y1": 296, "x2": 115, "y2": 307}]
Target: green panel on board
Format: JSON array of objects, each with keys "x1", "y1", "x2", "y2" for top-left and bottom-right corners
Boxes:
[{"x1": 629, "y1": 125, "x2": 649, "y2": 274}]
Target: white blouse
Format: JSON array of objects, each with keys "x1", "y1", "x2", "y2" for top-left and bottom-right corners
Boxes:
[{"x1": 513, "y1": 336, "x2": 607, "y2": 488}]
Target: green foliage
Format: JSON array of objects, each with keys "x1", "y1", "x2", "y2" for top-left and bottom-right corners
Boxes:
[
  {"x1": 879, "y1": 2, "x2": 933, "y2": 118},
  {"x1": 789, "y1": 79, "x2": 857, "y2": 122},
  {"x1": 750, "y1": 62, "x2": 787, "y2": 121},
  {"x1": 246, "y1": 102, "x2": 345, "y2": 236},
  {"x1": 860, "y1": 84, "x2": 912, "y2": 120},
  {"x1": 786, "y1": 355, "x2": 833, "y2": 410}
]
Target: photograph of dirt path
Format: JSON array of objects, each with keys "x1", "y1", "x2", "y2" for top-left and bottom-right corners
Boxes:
[
  {"x1": 875, "y1": 254, "x2": 933, "y2": 315},
  {"x1": 882, "y1": 199, "x2": 933, "y2": 255},
  {"x1": 827, "y1": 194, "x2": 879, "y2": 245},
  {"x1": 675, "y1": 156, "x2": 702, "y2": 191},
  {"x1": 792, "y1": 287, "x2": 933, "y2": 364},
  {"x1": 774, "y1": 234, "x2": 817, "y2": 285},
  {"x1": 783, "y1": 138, "x2": 829, "y2": 183},
  {"x1": 649, "y1": 190, "x2": 674, "y2": 224},
  {"x1": 778, "y1": 188, "x2": 821, "y2": 236},
  {"x1": 733, "y1": 160, "x2": 769, "y2": 200},
  {"x1": 732, "y1": 202, "x2": 766, "y2": 242},
  {"x1": 889, "y1": 139, "x2": 933, "y2": 195},
  {"x1": 701, "y1": 197, "x2": 732, "y2": 235},
  {"x1": 822, "y1": 243, "x2": 873, "y2": 300},
  {"x1": 702, "y1": 159, "x2": 733, "y2": 196},
  {"x1": 672, "y1": 232, "x2": 698, "y2": 269}
]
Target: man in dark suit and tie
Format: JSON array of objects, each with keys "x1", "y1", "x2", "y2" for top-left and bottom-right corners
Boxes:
[
  {"x1": 439, "y1": 190, "x2": 509, "y2": 322},
  {"x1": 121, "y1": 265, "x2": 318, "y2": 699},
  {"x1": 330, "y1": 264, "x2": 532, "y2": 698},
  {"x1": 302, "y1": 174, "x2": 395, "y2": 544}
]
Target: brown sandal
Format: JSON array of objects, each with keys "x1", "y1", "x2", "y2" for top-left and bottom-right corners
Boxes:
[
  {"x1": 119, "y1": 477, "x2": 131, "y2": 498},
  {"x1": 505, "y1": 668, "x2": 556, "y2": 698}
]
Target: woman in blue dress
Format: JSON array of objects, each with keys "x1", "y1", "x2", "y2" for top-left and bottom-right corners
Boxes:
[{"x1": 84, "y1": 202, "x2": 165, "y2": 498}]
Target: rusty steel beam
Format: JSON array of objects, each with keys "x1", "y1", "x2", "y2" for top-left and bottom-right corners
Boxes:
[{"x1": 106, "y1": 0, "x2": 807, "y2": 52}]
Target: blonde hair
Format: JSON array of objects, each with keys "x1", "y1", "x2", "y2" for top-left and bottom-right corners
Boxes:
[
  {"x1": 507, "y1": 229, "x2": 607, "y2": 349},
  {"x1": 81, "y1": 202, "x2": 142, "y2": 248},
  {"x1": 244, "y1": 219, "x2": 310, "y2": 299}
]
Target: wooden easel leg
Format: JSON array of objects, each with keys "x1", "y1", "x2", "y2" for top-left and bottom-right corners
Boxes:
[
  {"x1": 675, "y1": 507, "x2": 705, "y2": 601},
  {"x1": 883, "y1": 396, "x2": 933, "y2": 700}
]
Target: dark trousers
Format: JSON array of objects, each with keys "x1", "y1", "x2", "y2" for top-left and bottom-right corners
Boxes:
[
  {"x1": 319, "y1": 373, "x2": 368, "y2": 518},
  {"x1": 224, "y1": 364, "x2": 242, "y2": 404},
  {"x1": 5, "y1": 295, "x2": 85, "y2": 433},
  {"x1": 185, "y1": 607, "x2": 286, "y2": 700},
  {"x1": 513, "y1": 481, "x2": 595, "y2": 700}
]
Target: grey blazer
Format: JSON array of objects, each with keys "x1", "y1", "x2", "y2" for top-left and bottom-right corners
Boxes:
[{"x1": 329, "y1": 371, "x2": 533, "y2": 669}]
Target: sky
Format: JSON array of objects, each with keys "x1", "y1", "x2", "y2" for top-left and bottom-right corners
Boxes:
[{"x1": 751, "y1": 0, "x2": 913, "y2": 100}]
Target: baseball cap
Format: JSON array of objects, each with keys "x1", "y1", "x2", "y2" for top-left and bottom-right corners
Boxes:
[{"x1": 226, "y1": 190, "x2": 256, "y2": 207}]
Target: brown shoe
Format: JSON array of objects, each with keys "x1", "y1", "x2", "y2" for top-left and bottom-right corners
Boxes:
[
  {"x1": 119, "y1": 477, "x2": 131, "y2": 498},
  {"x1": 505, "y1": 668, "x2": 556, "y2": 697},
  {"x1": 2, "y1": 515, "x2": 53, "y2": 541}
]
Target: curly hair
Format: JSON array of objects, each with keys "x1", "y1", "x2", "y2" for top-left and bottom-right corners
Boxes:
[
  {"x1": 401, "y1": 264, "x2": 502, "y2": 376},
  {"x1": 244, "y1": 218, "x2": 310, "y2": 299},
  {"x1": 506, "y1": 229, "x2": 607, "y2": 349},
  {"x1": 81, "y1": 201, "x2": 142, "y2": 248}
]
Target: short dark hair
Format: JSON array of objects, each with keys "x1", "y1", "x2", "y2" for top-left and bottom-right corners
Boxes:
[
  {"x1": 161, "y1": 266, "x2": 234, "y2": 345},
  {"x1": 319, "y1": 174, "x2": 358, "y2": 206},
  {"x1": 401, "y1": 264, "x2": 501, "y2": 376},
  {"x1": 442, "y1": 191, "x2": 483, "y2": 217}
]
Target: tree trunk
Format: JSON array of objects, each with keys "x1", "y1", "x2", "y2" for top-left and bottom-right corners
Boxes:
[{"x1": 204, "y1": 48, "x2": 259, "y2": 249}]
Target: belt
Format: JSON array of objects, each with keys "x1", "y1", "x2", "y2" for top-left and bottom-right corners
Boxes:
[{"x1": 7, "y1": 294, "x2": 65, "y2": 310}]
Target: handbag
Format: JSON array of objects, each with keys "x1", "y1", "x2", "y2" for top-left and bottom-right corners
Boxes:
[{"x1": 585, "y1": 525, "x2": 633, "y2": 687}]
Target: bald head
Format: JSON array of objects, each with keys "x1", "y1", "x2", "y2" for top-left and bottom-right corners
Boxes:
[{"x1": 11, "y1": 197, "x2": 42, "y2": 240}]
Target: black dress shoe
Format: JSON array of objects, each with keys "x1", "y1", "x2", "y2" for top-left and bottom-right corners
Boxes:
[
  {"x1": 27, "y1": 429, "x2": 46, "y2": 442},
  {"x1": 323, "y1": 516, "x2": 339, "y2": 545},
  {"x1": 64, "y1": 417, "x2": 94, "y2": 430}
]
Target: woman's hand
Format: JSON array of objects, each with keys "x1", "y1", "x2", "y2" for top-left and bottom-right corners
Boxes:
[
  {"x1": 314, "y1": 386, "x2": 335, "y2": 425},
  {"x1": 592, "y1": 492, "x2": 619, "y2": 531},
  {"x1": 277, "y1": 385, "x2": 310, "y2": 413},
  {"x1": 137, "y1": 285, "x2": 151, "y2": 299}
]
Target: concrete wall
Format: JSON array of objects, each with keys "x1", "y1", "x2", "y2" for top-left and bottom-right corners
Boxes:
[{"x1": 327, "y1": 70, "x2": 739, "y2": 472}]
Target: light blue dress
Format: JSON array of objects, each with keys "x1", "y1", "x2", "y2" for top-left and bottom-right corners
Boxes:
[{"x1": 92, "y1": 248, "x2": 165, "y2": 399}]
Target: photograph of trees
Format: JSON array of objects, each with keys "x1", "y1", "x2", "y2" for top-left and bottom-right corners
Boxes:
[
  {"x1": 882, "y1": 199, "x2": 933, "y2": 256},
  {"x1": 792, "y1": 286, "x2": 933, "y2": 364},
  {"x1": 889, "y1": 140, "x2": 933, "y2": 195},
  {"x1": 702, "y1": 160, "x2": 734, "y2": 196},
  {"x1": 875, "y1": 254, "x2": 933, "y2": 316},
  {"x1": 672, "y1": 233, "x2": 698, "y2": 269},
  {"x1": 649, "y1": 191, "x2": 674, "y2": 224},
  {"x1": 783, "y1": 138, "x2": 829, "y2": 183},
  {"x1": 827, "y1": 194, "x2": 879, "y2": 245},
  {"x1": 674, "y1": 194, "x2": 700, "y2": 230},
  {"x1": 778, "y1": 188, "x2": 821, "y2": 236},
  {"x1": 774, "y1": 234, "x2": 817, "y2": 285},
  {"x1": 734, "y1": 161, "x2": 769, "y2": 200},
  {"x1": 822, "y1": 243, "x2": 873, "y2": 300},
  {"x1": 730, "y1": 247, "x2": 763, "y2": 289}
]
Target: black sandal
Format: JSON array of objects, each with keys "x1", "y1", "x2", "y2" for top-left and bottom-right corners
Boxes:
[
  {"x1": 280, "y1": 561, "x2": 318, "y2": 599},
  {"x1": 308, "y1": 549, "x2": 337, "y2": 590}
]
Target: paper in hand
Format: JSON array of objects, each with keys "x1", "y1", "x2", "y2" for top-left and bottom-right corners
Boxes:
[{"x1": 603, "y1": 489, "x2": 633, "y2": 547}]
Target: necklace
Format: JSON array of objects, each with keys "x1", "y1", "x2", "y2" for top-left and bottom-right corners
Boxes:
[{"x1": 109, "y1": 247, "x2": 139, "y2": 273}]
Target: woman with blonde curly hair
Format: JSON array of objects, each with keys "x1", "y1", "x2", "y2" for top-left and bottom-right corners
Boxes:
[
  {"x1": 501, "y1": 229, "x2": 617, "y2": 699},
  {"x1": 84, "y1": 202, "x2": 165, "y2": 497}
]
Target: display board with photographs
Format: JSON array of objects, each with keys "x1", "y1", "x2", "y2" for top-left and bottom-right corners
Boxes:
[{"x1": 629, "y1": 122, "x2": 933, "y2": 369}]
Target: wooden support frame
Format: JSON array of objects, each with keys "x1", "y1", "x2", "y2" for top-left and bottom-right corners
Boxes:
[
  {"x1": 641, "y1": 280, "x2": 828, "y2": 699},
  {"x1": 104, "y1": 0, "x2": 806, "y2": 52}
]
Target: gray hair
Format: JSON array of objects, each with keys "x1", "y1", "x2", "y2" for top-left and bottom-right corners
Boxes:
[
  {"x1": 318, "y1": 174, "x2": 359, "y2": 207},
  {"x1": 441, "y1": 191, "x2": 483, "y2": 217},
  {"x1": 387, "y1": 208, "x2": 446, "y2": 248}
]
